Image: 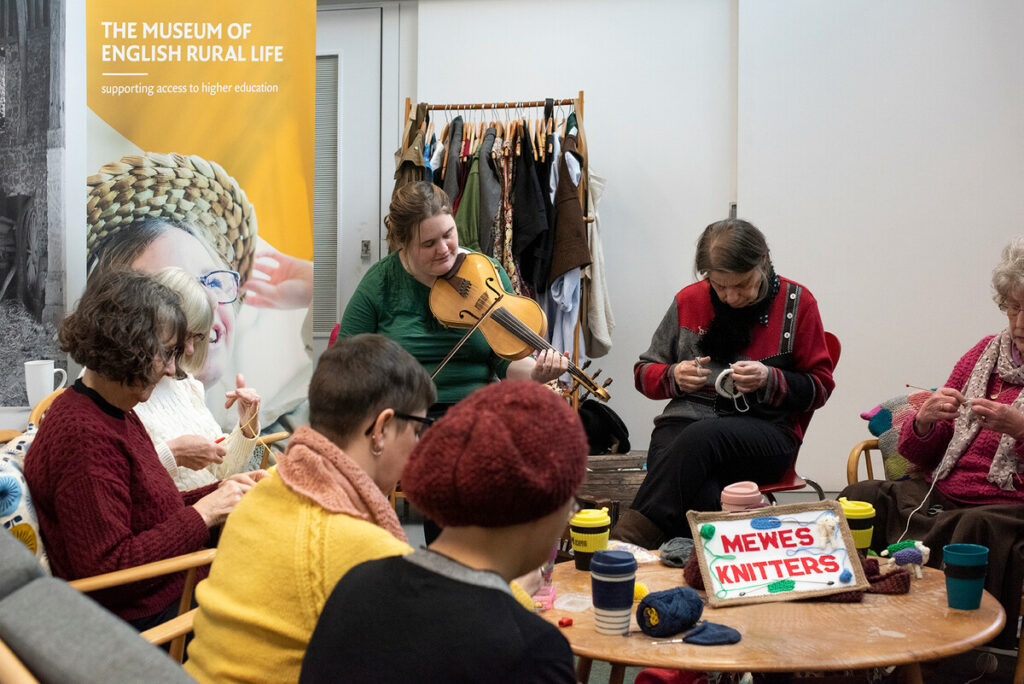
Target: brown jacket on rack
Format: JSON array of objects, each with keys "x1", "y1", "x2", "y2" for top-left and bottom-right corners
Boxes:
[
  {"x1": 393, "y1": 103, "x2": 427, "y2": 197},
  {"x1": 547, "y1": 134, "x2": 591, "y2": 285}
]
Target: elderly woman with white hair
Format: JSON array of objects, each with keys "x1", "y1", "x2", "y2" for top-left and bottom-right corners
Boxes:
[
  {"x1": 132, "y1": 267, "x2": 263, "y2": 491},
  {"x1": 843, "y1": 236, "x2": 1024, "y2": 648}
]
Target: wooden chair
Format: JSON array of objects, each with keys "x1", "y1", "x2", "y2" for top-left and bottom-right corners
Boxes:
[
  {"x1": 0, "y1": 429, "x2": 23, "y2": 444},
  {"x1": 846, "y1": 438, "x2": 881, "y2": 486},
  {"x1": 256, "y1": 430, "x2": 290, "y2": 469},
  {"x1": 27, "y1": 388, "x2": 64, "y2": 426},
  {"x1": 758, "y1": 331, "x2": 841, "y2": 503},
  {"x1": 69, "y1": 548, "x2": 216, "y2": 663},
  {"x1": 0, "y1": 637, "x2": 37, "y2": 684}
]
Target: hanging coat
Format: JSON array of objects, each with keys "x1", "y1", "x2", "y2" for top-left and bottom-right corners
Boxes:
[
  {"x1": 440, "y1": 116, "x2": 464, "y2": 203},
  {"x1": 547, "y1": 134, "x2": 591, "y2": 285},
  {"x1": 476, "y1": 126, "x2": 501, "y2": 258},
  {"x1": 511, "y1": 130, "x2": 551, "y2": 295}
]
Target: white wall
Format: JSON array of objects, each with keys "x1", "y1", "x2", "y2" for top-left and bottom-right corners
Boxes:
[
  {"x1": 738, "y1": 0, "x2": 1024, "y2": 489},
  {"x1": 416, "y1": 0, "x2": 738, "y2": 452},
  {"x1": 415, "y1": 0, "x2": 1024, "y2": 492}
]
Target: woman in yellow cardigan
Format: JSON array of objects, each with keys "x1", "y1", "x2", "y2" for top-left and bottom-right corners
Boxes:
[{"x1": 185, "y1": 334, "x2": 436, "y2": 683}]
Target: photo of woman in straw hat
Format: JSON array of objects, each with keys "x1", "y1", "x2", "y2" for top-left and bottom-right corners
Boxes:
[{"x1": 86, "y1": 151, "x2": 314, "y2": 430}]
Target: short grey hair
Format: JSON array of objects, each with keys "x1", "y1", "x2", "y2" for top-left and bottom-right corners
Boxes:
[{"x1": 992, "y1": 237, "x2": 1024, "y2": 310}]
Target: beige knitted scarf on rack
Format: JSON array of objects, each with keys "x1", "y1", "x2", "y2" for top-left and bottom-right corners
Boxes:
[{"x1": 934, "y1": 330, "x2": 1024, "y2": 490}]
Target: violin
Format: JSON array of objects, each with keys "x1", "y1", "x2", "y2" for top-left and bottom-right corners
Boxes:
[{"x1": 428, "y1": 253, "x2": 611, "y2": 402}]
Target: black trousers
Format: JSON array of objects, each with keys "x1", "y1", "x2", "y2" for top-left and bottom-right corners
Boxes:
[{"x1": 630, "y1": 416, "x2": 797, "y2": 539}]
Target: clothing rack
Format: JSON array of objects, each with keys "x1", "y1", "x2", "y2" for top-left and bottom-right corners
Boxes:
[
  {"x1": 401, "y1": 92, "x2": 598, "y2": 410},
  {"x1": 403, "y1": 92, "x2": 582, "y2": 128}
]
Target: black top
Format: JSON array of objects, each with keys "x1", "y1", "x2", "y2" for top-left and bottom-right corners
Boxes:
[{"x1": 300, "y1": 551, "x2": 575, "y2": 684}]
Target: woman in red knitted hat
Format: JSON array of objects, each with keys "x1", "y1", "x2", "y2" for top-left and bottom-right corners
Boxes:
[
  {"x1": 24, "y1": 270, "x2": 261, "y2": 631},
  {"x1": 301, "y1": 380, "x2": 587, "y2": 684}
]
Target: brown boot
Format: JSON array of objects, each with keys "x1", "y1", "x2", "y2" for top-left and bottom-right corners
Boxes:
[{"x1": 610, "y1": 509, "x2": 667, "y2": 550}]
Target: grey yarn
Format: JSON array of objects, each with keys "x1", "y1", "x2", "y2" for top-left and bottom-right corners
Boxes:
[{"x1": 659, "y1": 537, "x2": 695, "y2": 568}]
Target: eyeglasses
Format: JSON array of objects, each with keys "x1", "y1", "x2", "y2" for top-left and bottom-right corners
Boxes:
[
  {"x1": 198, "y1": 270, "x2": 240, "y2": 305},
  {"x1": 1005, "y1": 302, "x2": 1024, "y2": 318},
  {"x1": 363, "y1": 411, "x2": 435, "y2": 437},
  {"x1": 568, "y1": 500, "x2": 582, "y2": 522},
  {"x1": 160, "y1": 344, "x2": 182, "y2": 365}
]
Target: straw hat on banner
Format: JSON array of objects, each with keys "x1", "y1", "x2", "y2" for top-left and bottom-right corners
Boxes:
[{"x1": 86, "y1": 152, "x2": 258, "y2": 286}]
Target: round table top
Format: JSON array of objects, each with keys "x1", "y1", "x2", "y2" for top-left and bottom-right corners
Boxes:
[{"x1": 541, "y1": 560, "x2": 1005, "y2": 673}]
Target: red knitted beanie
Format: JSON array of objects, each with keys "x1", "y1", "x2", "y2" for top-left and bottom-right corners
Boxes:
[{"x1": 402, "y1": 380, "x2": 588, "y2": 528}]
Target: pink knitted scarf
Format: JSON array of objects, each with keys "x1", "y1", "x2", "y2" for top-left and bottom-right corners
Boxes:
[{"x1": 275, "y1": 425, "x2": 407, "y2": 542}]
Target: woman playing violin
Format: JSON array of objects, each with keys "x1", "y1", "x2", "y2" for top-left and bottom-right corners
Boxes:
[
  {"x1": 331, "y1": 181, "x2": 567, "y2": 414},
  {"x1": 613, "y1": 219, "x2": 835, "y2": 549}
]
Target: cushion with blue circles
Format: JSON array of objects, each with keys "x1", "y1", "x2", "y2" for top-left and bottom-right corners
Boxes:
[{"x1": 0, "y1": 425, "x2": 49, "y2": 571}]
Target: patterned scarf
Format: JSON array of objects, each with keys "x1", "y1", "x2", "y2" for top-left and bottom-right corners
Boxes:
[
  {"x1": 934, "y1": 330, "x2": 1024, "y2": 490},
  {"x1": 697, "y1": 268, "x2": 780, "y2": 364},
  {"x1": 275, "y1": 425, "x2": 407, "y2": 542}
]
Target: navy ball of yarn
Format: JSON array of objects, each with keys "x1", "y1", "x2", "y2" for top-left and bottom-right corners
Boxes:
[{"x1": 636, "y1": 586, "x2": 703, "y2": 638}]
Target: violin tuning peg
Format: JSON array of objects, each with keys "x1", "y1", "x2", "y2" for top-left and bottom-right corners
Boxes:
[
  {"x1": 590, "y1": 369, "x2": 602, "y2": 381},
  {"x1": 581, "y1": 360, "x2": 592, "y2": 370},
  {"x1": 602, "y1": 378, "x2": 613, "y2": 388}
]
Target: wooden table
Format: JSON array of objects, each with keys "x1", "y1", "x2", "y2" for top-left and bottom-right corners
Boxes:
[{"x1": 542, "y1": 561, "x2": 1005, "y2": 684}]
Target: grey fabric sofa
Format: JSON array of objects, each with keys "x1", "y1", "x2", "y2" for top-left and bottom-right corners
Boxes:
[{"x1": 0, "y1": 532, "x2": 194, "y2": 683}]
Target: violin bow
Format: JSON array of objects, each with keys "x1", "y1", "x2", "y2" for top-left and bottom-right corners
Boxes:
[{"x1": 430, "y1": 293, "x2": 505, "y2": 381}]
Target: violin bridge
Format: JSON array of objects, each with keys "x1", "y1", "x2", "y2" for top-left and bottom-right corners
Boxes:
[{"x1": 474, "y1": 292, "x2": 489, "y2": 310}]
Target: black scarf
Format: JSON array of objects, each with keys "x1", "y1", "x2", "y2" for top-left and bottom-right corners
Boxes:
[{"x1": 697, "y1": 269, "x2": 780, "y2": 363}]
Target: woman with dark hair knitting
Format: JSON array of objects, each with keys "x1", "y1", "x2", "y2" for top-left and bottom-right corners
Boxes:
[
  {"x1": 24, "y1": 270, "x2": 260, "y2": 631},
  {"x1": 613, "y1": 219, "x2": 835, "y2": 549},
  {"x1": 185, "y1": 334, "x2": 436, "y2": 683}
]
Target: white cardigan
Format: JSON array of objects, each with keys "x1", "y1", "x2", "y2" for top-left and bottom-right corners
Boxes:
[{"x1": 134, "y1": 373, "x2": 259, "y2": 491}]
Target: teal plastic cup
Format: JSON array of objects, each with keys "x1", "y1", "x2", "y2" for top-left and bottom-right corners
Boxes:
[{"x1": 942, "y1": 543, "x2": 988, "y2": 610}]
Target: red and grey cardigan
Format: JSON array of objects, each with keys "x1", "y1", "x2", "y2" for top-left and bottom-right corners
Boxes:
[{"x1": 634, "y1": 277, "x2": 834, "y2": 441}]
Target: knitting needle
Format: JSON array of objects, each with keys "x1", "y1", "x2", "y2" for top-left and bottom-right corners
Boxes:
[
  {"x1": 652, "y1": 638, "x2": 685, "y2": 645},
  {"x1": 905, "y1": 384, "x2": 934, "y2": 392}
]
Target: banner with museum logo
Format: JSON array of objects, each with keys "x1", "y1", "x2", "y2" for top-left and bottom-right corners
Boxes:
[{"x1": 86, "y1": 1, "x2": 315, "y2": 430}]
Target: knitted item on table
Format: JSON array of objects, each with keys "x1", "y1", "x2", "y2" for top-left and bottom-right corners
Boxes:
[
  {"x1": 682, "y1": 621, "x2": 741, "y2": 645},
  {"x1": 659, "y1": 537, "x2": 695, "y2": 568},
  {"x1": 636, "y1": 587, "x2": 703, "y2": 638},
  {"x1": 402, "y1": 381, "x2": 588, "y2": 528},
  {"x1": 683, "y1": 551, "x2": 704, "y2": 590},
  {"x1": 867, "y1": 568, "x2": 911, "y2": 595}
]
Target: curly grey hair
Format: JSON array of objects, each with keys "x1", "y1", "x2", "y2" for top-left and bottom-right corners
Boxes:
[{"x1": 992, "y1": 237, "x2": 1024, "y2": 310}]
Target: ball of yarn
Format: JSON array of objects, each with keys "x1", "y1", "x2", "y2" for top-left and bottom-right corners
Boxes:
[
  {"x1": 634, "y1": 582, "x2": 650, "y2": 602},
  {"x1": 636, "y1": 586, "x2": 703, "y2": 638}
]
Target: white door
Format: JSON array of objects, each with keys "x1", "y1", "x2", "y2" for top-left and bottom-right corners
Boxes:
[{"x1": 312, "y1": 7, "x2": 382, "y2": 358}]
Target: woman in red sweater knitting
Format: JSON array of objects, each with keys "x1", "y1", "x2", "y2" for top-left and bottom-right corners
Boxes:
[
  {"x1": 25, "y1": 270, "x2": 262, "y2": 631},
  {"x1": 843, "y1": 237, "x2": 1024, "y2": 647}
]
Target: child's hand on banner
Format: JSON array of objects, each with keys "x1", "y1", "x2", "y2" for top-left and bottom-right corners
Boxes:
[{"x1": 243, "y1": 249, "x2": 314, "y2": 309}]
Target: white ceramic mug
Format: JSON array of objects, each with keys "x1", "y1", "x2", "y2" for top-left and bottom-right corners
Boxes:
[{"x1": 24, "y1": 360, "x2": 67, "y2": 408}]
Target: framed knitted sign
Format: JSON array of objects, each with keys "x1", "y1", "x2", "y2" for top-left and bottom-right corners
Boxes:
[{"x1": 687, "y1": 501, "x2": 868, "y2": 607}]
